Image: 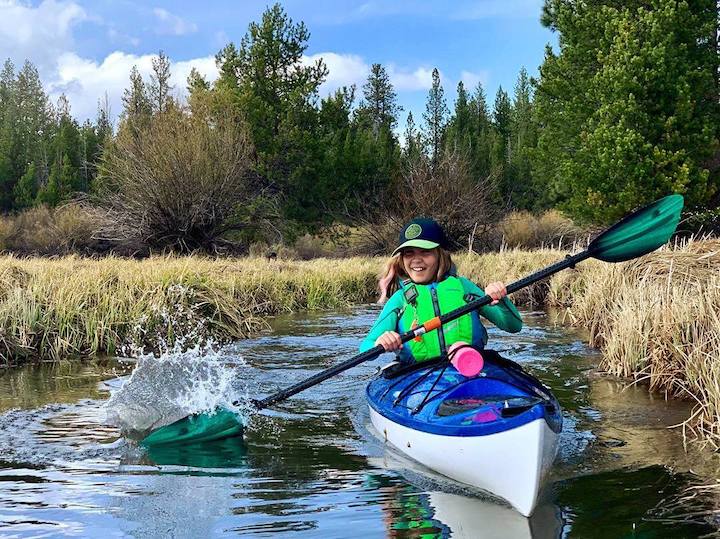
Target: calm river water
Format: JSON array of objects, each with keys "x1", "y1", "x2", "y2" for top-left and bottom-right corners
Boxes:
[{"x1": 0, "y1": 307, "x2": 718, "y2": 538}]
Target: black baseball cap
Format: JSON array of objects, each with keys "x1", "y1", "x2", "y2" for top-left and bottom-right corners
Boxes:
[{"x1": 392, "y1": 217, "x2": 448, "y2": 256}]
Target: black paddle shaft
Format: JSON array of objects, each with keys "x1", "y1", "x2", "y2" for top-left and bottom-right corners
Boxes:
[{"x1": 246, "y1": 249, "x2": 591, "y2": 411}]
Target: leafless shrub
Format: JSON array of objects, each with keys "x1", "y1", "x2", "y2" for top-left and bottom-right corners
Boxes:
[
  {"x1": 96, "y1": 105, "x2": 274, "y2": 253},
  {"x1": 499, "y1": 209, "x2": 588, "y2": 249},
  {"x1": 0, "y1": 204, "x2": 107, "y2": 255},
  {"x1": 352, "y1": 149, "x2": 502, "y2": 255}
]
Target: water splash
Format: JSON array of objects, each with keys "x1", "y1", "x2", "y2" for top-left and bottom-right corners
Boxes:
[{"x1": 104, "y1": 341, "x2": 250, "y2": 435}]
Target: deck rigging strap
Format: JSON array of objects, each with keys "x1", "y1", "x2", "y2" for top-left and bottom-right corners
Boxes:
[{"x1": 379, "y1": 351, "x2": 555, "y2": 415}]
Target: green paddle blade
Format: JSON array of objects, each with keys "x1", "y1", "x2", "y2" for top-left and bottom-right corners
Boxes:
[
  {"x1": 589, "y1": 194, "x2": 684, "y2": 262},
  {"x1": 146, "y1": 436, "x2": 248, "y2": 468},
  {"x1": 141, "y1": 408, "x2": 244, "y2": 448}
]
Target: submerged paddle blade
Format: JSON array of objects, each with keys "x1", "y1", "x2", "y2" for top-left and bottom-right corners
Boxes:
[
  {"x1": 146, "y1": 436, "x2": 248, "y2": 468},
  {"x1": 141, "y1": 408, "x2": 244, "y2": 447},
  {"x1": 589, "y1": 194, "x2": 684, "y2": 262}
]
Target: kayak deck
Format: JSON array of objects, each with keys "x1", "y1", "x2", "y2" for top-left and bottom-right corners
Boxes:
[{"x1": 366, "y1": 350, "x2": 562, "y2": 437}]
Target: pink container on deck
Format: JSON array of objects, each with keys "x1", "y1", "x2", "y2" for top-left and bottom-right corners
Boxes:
[{"x1": 448, "y1": 342, "x2": 484, "y2": 377}]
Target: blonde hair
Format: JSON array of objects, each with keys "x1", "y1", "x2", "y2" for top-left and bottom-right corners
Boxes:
[{"x1": 377, "y1": 247, "x2": 453, "y2": 304}]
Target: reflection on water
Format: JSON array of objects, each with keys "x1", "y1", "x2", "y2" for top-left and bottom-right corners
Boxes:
[{"x1": 0, "y1": 307, "x2": 717, "y2": 537}]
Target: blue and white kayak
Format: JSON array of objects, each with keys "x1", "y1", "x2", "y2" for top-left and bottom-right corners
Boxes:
[{"x1": 366, "y1": 350, "x2": 562, "y2": 517}]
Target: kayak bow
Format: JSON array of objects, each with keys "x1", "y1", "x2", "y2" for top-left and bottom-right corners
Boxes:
[{"x1": 366, "y1": 350, "x2": 561, "y2": 516}]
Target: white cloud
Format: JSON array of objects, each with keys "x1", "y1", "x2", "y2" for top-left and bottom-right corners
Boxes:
[
  {"x1": 47, "y1": 51, "x2": 218, "y2": 123},
  {"x1": 107, "y1": 27, "x2": 140, "y2": 48},
  {"x1": 0, "y1": 0, "x2": 86, "y2": 72},
  {"x1": 388, "y1": 66, "x2": 435, "y2": 92},
  {"x1": 153, "y1": 7, "x2": 197, "y2": 36},
  {"x1": 303, "y1": 52, "x2": 369, "y2": 96},
  {"x1": 460, "y1": 70, "x2": 489, "y2": 91}
]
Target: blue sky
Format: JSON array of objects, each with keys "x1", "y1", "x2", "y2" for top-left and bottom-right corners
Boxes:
[{"x1": 0, "y1": 0, "x2": 557, "y2": 129}]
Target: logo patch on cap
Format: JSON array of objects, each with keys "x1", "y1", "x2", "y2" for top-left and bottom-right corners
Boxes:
[{"x1": 405, "y1": 224, "x2": 422, "y2": 239}]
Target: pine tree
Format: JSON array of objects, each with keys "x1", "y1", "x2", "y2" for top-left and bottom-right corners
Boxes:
[
  {"x1": 0, "y1": 59, "x2": 14, "y2": 126},
  {"x1": 214, "y1": 3, "x2": 328, "y2": 223},
  {"x1": 508, "y1": 67, "x2": 539, "y2": 210},
  {"x1": 404, "y1": 111, "x2": 421, "y2": 162},
  {"x1": 96, "y1": 93, "x2": 113, "y2": 142},
  {"x1": 445, "y1": 81, "x2": 472, "y2": 154},
  {"x1": 37, "y1": 160, "x2": 60, "y2": 206},
  {"x1": 0, "y1": 60, "x2": 15, "y2": 204},
  {"x1": 358, "y1": 63, "x2": 401, "y2": 136},
  {"x1": 233, "y1": 3, "x2": 327, "y2": 150},
  {"x1": 492, "y1": 87, "x2": 512, "y2": 146},
  {"x1": 149, "y1": 50, "x2": 173, "y2": 114},
  {"x1": 214, "y1": 43, "x2": 241, "y2": 93},
  {"x1": 121, "y1": 66, "x2": 152, "y2": 132},
  {"x1": 45, "y1": 94, "x2": 82, "y2": 202},
  {"x1": 3, "y1": 61, "x2": 53, "y2": 210},
  {"x1": 535, "y1": 0, "x2": 720, "y2": 223},
  {"x1": 467, "y1": 82, "x2": 493, "y2": 182},
  {"x1": 422, "y1": 68, "x2": 448, "y2": 166},
  {"x1": 13, "y1": 162, "x2": 36, "y2": 208}
]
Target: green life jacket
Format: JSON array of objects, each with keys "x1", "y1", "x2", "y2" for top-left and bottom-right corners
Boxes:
[{"x1": 398, "y1": 275, "x2": 487, "y2": 363}]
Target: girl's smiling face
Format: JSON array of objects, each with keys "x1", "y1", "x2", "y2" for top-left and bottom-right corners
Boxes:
[{"x1": 402, "y1": 247, "x2": 440, "y2": 284}]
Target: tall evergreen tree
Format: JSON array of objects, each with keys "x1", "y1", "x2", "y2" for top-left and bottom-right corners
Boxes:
[
  {"x1": 121, "y1": 66, "x2": 151, "y2": 132},
  {"x1": 36, "y1": 94, "x2": 82, "y2": 206},
  {"x1": 492, "y1": 86, "x2": 512, "y2": 146},
  {"x1": 467, "y1": 82, "x2": 493, "y2": 182},
  {"x1": 3, "y1": 61, "x2": 53, "y2": 210},
  {"x1": 0, "y1": 60, "x2": 16, "y2": 200},
  {"x1": 0, "y1": 60, "x2": 14, "y2": 125},
  {"x1": 13, "y1": 162, "x2": 36, "y2": 208},
  {"x1": 149, "y1": 50, "x2": 173, "y2": 114},
  {"x1": 445, "y1": 81, "x2": 472, "y2": 154},
  {"x1": 358, "y1": 63, "x2": 401, "y2": 135},
  {"x1": 96, "y1": 93, "x2": 113, "y2": 142},
  {"x1": 508, "y1": 67, "x2": 539, "y2": 209},
  {"x1": 215, "y1": 3, "x2": 328, "y2": 223},
  {"x1": 404, "y1": 111, "x2": 421, "y2": 162},
  {"x1": 232, "y1": 3, "x2": 326, "y2": 153},
  {"x1": 422, "y1": 68, "x2": 448, "y2": 166},
  {"x1": 535, "y1": 0, "x2": 720, "y2": 223}
]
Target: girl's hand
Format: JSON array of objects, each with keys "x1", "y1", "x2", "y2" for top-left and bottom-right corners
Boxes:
[
  {"x1": 485, "y1": 281, "x2": 507, "y2": 305},
  {"x1": 375, "y1": 331, "x2": 402, "y2": 352}
]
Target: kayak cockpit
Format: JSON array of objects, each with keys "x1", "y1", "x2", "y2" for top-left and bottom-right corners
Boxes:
[{"x1": 366, "y1": 350, "x2": 562, "y2": 437}]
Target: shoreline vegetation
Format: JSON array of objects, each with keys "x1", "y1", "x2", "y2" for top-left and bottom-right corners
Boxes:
[{"x1": 0, "y1": 239, "x2": 717, "y2": 444}]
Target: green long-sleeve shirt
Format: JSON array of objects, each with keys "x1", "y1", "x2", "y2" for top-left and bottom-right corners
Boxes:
[{"x1": 359, "y1": 276, "x2": 522, "y2": 353}]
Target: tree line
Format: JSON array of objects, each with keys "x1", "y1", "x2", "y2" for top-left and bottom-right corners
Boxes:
[{"x1": 0, "y1": 0, "x2": 717, "y2": 255}]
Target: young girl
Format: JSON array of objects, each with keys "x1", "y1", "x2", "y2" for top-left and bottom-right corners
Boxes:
[{"x1": 359, "y1": 217, "x2": 522, "y2": 362}]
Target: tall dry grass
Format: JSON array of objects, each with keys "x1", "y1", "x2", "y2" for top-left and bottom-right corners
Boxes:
[
  {"x1": 0, "y1": 255, "x2": 378, "y2": 365},
  {"x1": 543, "y1": 239, "x2": 720, "y2": 447},
  {"x1": 455, "y1": 248, "x2": 568, "y2": 306},
  {"x1": 498, "y1": 209, "x2": 589, "y2": 250}
]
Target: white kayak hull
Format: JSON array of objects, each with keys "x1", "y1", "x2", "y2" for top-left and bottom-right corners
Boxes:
[{"x1": 369, "y1": 406, "x2": 558, "y2": 517}]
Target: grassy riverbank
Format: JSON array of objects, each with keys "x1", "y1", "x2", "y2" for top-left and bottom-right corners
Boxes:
[
  {"x1": 0, "y1": 242, "x2": 718, "y2": 444},
  {"x1": 0, "y1": 256, "x2": 378, "y2": 364},
  {"x1": 544, "y1": 239, "x2": 720, "y2": 447}
]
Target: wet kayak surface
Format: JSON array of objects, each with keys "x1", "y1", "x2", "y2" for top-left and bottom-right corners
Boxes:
[{"x1": 0, "y1": 307, "x2": 718, "y2": 538}]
